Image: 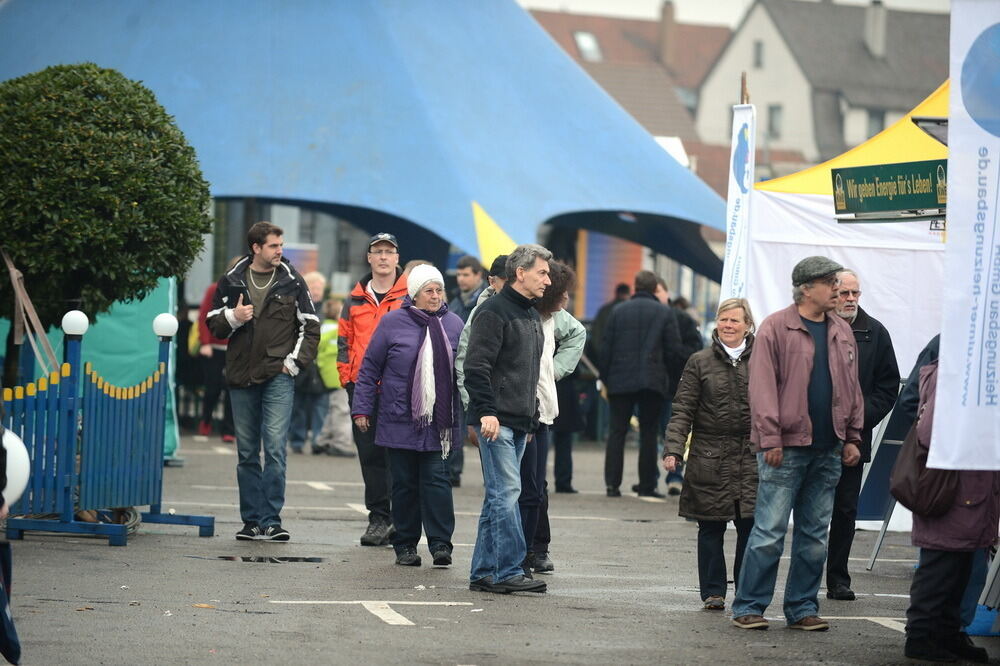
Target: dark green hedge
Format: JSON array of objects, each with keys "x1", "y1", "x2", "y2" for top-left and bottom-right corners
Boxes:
[{"x1": 0, "y1": 62, "x2": 212, "y2": 327}]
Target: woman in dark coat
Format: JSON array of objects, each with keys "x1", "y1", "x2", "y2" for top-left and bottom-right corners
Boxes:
[
  {"x1": 352, "y1": 264, "x2": 464, "y2": 568},
  {"x1": 662, "y1": 298, "x2": 757, "y2": 611}
]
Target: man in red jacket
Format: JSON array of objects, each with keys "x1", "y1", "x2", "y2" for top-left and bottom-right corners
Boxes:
[
  {"x1": 731, "y1": 256, "x2": 863, "y2": 632},
  {"x1": 338, "y1": 233, "x2": 408, "y2": 546}
]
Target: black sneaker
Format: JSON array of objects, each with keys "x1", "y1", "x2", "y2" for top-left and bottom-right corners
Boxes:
[
  {"x1": 494, "y1": 574, "x2": 546, "y2": 594},
  {"x1": 261, "y1": 525, "x2": 290, "y2": 541},
  {"x1": 939, "y1": 632, "x2": 988, "y2": 663},
  {"x1": 904, "y1": 636, "x2": 957, "y2": 662},
  {"x1": 606, "y1": 487, "x2": 621, "y2": 497},
  {"x1": 532, "y1": 552, "x2": 554, "y2": 573},
  {"x1": 431, "y1": 549, "x2": 452, "y2": 566},
  {"x1": 360, "y1": 517, "x2": 393, "y2": 546},
  {"x1": 395, "y1": 547, "x2": 421, "y2": 567},
  {"x1": 522, "y1": 552, "x2": 536, "y2": 578},
  {"x1": 235, "y1": 523, "x2": 262, "y2": 541},
  {"x1": 469, "y1": 577, "x2": 495, "y2": 593}
]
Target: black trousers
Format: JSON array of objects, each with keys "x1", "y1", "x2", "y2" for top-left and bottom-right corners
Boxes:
[
  {"x1": 201, "y1": 348, "x2": 234, "y2": 436},
  {"x1": 697, "y1": 505, "x2": 754, "y2": 600},
  {"x1": 553, "y1": 431, "x2": 574, "y2": 490},
  {"x1": 906, "y1": 548, "x2": 975, "y2": 640},
  {"x1": 387, "y1": 448, "x2": 454, "y2": 554},
  {"x1": 604, "y1": 390, "x2": 663, "y2": 492},
  {"x1": 519, "y1": 426, "x2": 549, "y2": 554},
  {"x1": 826, "y1": 462, "x2": 863, "y2": 588},
  {"x1": 346, "y1": 384, "x2": 391, "y2": 521}
]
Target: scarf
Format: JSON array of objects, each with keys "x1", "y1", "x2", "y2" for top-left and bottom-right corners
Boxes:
[
  {"x1": 405, "y1": 303, "x2": 455, "y2": 457},
  {"x1": 722, "y1": 337, "x2": 747, "y2": 360}
]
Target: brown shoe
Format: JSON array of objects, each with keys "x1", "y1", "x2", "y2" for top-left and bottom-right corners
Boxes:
[
  {"x1": 732, "y1": 614, "x2": 769, "y2": 630},
  {"x1": 788, "y1": 615, "x2": 830, "y2": 631},
  {"x1": 703, "y1": 596, "x2": 725, "y2": 610}
]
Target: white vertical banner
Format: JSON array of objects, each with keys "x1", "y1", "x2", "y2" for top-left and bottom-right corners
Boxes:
[
  {"x1": 719, "y1": 104, "x2": 756, "y2": 302},
  {"x1": 930, "y1": 0, "x2": 1000, "y2": 470}
]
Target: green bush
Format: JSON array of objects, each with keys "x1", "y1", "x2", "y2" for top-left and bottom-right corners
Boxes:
[{"x1": 0, "y1": 62, "x2": 212, "y2": 330}]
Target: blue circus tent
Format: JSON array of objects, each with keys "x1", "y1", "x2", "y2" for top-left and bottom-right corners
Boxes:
[{"x1": 0, "y1": 0, "x2": 725, "y2": 278}]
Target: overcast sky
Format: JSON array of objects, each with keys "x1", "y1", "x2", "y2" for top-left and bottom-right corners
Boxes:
[{"x1": 517, "y1": 0, "x2": 949, "y2": 27}]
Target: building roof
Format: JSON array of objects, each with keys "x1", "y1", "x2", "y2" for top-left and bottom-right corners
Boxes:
[
  {"x1": 580, "y1": 62, "x2": 699, "y2": 140},
  {"x1": 670, "y1": 23, "x2": 732, "y2": 90},
  {"x1": 529, "y1": 9, "x2": 730, "y2": 89},
  {"x1": 760, "y1": 0, "x2": 948, "y2": 111}
]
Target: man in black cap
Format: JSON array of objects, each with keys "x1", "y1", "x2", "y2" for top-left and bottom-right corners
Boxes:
[
  {"x1": 731, "y1": 256, "x2": 864, "y2": 632},
  {"x1": 338, "y1": 232, "x2": 408, "y2": 546}
]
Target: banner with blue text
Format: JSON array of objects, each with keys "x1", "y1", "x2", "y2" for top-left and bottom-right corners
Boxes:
[
  {"x1": 931, "y1": 0, "x2": 1000, "y2": 469},
  {"x1": 719, "y1": 104, "x2": 756, "y2": 302}
]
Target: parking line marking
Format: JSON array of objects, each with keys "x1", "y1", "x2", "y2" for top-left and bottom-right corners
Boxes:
[
  {"x1": 347, "y1": 503, "x2": 369, "y2": 515},
  {"x1": 162, "y1": 500, "x2": 354, "y2": 512},
  {"x1": 270, "y1": 600, "x2": 473, "y2": 626},
  {"x1": 819, "y1": 616, "x2": 908, "y2": 633}
]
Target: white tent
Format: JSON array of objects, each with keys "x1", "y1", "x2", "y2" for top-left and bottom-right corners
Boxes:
[{"x1": 745, "y1": 82, "x2": 949, "y2": 532}]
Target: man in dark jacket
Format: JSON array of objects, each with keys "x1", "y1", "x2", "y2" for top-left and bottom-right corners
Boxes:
[
  {"x1": 600, "y1": 270, "x2": 683, "y2": 498},
  {"x1": 448, "y1": 254, "x2": 486, "y2": 323},
  {"x1": 464, "y1": 244, "x2": 550, "y2": 595},
  {"x1": 587, "y1": 282, "x2": 629, "y2": 356},
  {"x1": 826, "y1": 270, "x2": 900, "y2": 601},
  {"x1": 656, "y1": 278, "x2": 703, "y2": 495},
  {"x1": 207, "y1": 221, "x2": 320, "y2": 542}
]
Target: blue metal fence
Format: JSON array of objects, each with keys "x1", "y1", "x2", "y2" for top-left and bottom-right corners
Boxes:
[{"x1": 0, "y1": 316, "x2": 214, "y2": 546}]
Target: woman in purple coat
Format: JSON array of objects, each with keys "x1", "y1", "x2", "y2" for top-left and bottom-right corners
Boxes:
[
  {"x1": 904, "y1": 359, "x2": 1000, "y2": 663},
  {"x1": 352, "y1": 264, "x2": 464, "y2": 567}
]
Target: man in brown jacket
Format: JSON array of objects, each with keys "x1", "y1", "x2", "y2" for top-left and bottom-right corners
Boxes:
[
  {"x1": 207, "y1": 221, "x2": 320, "y2": 542},
  {"x1": 731, "y1": 256, "x2": 863, "y2": 632}
]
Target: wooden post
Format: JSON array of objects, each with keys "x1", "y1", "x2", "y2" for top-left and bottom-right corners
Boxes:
[{"x1": 740, "y1": 71, "x2": 750, "y2": 104}]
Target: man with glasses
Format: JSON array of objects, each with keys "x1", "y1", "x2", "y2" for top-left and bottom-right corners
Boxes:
[
  {"x1": 826, "y1": 269, "x2": 899, "y2": 601},
  {"x1": 731, "y1": 256, "x2": 864, "y2": 632},
  {"x1": 338, "y1": 233, "x2": 408, "y2": 546}
]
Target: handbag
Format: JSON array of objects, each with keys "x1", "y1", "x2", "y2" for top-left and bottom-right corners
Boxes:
[{"x1": 889, "y1": 360, "x2": 959, "y2": 517}]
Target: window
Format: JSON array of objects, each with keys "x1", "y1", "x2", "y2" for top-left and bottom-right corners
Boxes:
[
  {"x1": 753, "y1": 40, "x2": 764, "y2": 69},
  {"x1": 767, "y1": 104, "x2": 783, "y2": 139},
  {"x1": 573, "y1": 31, "x2": 603, "y2": 62},
  {"x1": 867, "y1": 109, "x2": 885, "y2": 137}
]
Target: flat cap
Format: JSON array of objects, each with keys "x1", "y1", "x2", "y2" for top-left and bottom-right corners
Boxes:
[{"x1": 791, "y1": 256, "x2": 843, "y2": 286}]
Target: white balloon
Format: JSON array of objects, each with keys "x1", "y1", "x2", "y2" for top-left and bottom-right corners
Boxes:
[{"x1": 1, "y1": 429, "x2": 31, "y2": 507}]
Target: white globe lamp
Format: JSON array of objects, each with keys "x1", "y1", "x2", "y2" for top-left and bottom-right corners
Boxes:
[
  {"x1": 152, "y1": 313, "x2": 179, "y2": 339},
  {"x1": 61, "y1": 310, "x2": 90, "y2": 337}
]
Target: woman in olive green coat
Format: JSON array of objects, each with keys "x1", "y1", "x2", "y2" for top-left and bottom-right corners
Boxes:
[{"x1": 663, "y1": 298, "x2": 757, "y2": 611}]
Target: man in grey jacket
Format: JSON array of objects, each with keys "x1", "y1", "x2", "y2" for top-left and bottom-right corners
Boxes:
[{"x1": 731, "y1": 256, "x2": 863, "y2": 632}]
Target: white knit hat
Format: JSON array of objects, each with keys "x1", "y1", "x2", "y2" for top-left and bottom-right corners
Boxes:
[{"x1": 407, "y1": 264, "x2": 445, "y2": 300}]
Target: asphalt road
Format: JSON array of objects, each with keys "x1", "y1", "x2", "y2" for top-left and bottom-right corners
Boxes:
[{"x1": 8, "y1": 435, "x2": 998, "y2": 665}]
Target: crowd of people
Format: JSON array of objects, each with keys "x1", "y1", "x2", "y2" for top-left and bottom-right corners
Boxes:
[{"x1": 200, "y1": 221, "x2": 999, "y2": 663}]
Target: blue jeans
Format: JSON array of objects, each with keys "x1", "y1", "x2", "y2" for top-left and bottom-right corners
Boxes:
[
  {"x1": 230, "y1": 373, "x2": 295, "y2": 528},
  {"x1": 732, "y1": 446, "x2": 843, "y2": 623},
  {"x1": 289, "y1": 390, "x2": 330, "y2": 452},
  {"x1": 470, "y1": 425, "x2": 527, "y2": 583}
]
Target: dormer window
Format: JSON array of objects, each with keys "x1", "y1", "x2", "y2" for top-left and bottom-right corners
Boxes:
[{"x1": 573, "y1": 31, "x2": 603, "y2": 62}]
